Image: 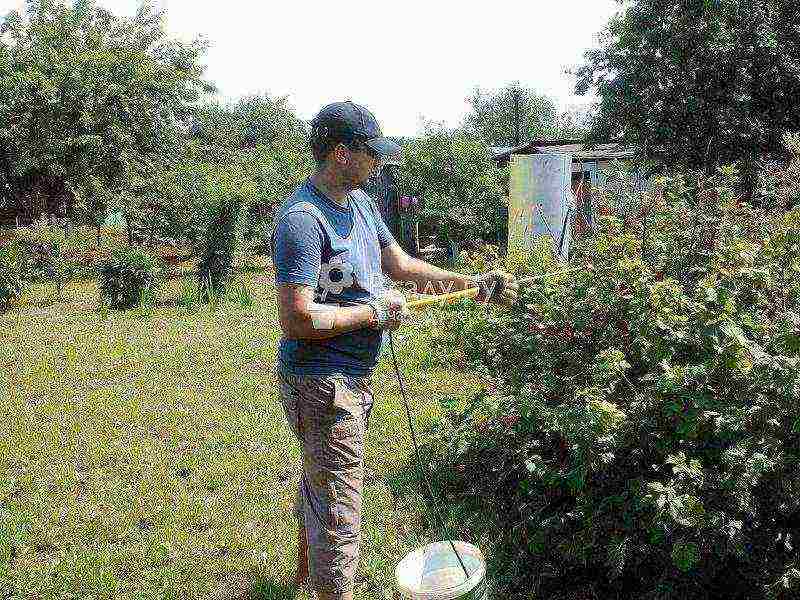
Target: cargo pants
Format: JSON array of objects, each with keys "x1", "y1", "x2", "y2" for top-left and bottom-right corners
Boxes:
[{"x1": 276, "y1": 367, "x2": 375, "y2": 596}]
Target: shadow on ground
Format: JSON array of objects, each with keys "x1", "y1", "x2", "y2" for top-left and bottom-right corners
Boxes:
[
  {"x1": 203, "y1": 573, "x2": 302, "y2": 600},
  {"x1": 252, "y1": 576, "x2": 303, "y2": 600}
]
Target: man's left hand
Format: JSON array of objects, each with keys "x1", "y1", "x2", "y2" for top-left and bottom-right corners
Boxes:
[{"x1": 475, "y1": 270, "x2": 519, "y2": 307}]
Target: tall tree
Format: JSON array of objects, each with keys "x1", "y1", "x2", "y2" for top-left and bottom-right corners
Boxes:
[
  {"x1": 0, "y1": 0, "x2": 212, "y2": 226},
  {"x1": 555, "y1": 103, "x2": 598, "y2": 140},
  {"x1": 188, "y1": 94, "x2": 313, "y2": 240},
  {"x1": 463, "y1": 82, "x2": 561, "y2": 147},
  {"x1": 575, "y1": 0, "x2": 800, "y2": 194}
]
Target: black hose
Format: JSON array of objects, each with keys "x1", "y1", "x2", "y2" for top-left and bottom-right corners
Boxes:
[{"x1": 388, "y1": 330, "x2": 472, "y2": 581}]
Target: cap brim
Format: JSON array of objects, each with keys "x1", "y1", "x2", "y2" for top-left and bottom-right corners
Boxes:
[{"x1": 364, "y1": 137, "x2": 401, "y2": 158}]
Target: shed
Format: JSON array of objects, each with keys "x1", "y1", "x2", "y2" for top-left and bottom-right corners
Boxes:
[{"x1": 493, "y1": 139, "x2": 639, "y2": 234}]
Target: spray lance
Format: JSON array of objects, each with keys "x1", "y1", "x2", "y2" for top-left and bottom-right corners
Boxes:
[{"x1": 404, "y1": 265, "x2": 591, "y2": 311}]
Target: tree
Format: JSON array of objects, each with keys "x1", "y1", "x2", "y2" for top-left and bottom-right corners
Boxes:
[
  {"x1": 463, "y1": 82, "x2": 561, "y2": 147},
  {"x1": 187, "y1": 94, "x2": 313, "y2": 246},
  {"x1": 397, "y1": 122, "x2": 508, "y2": 261},
  {"x1": 575, "y1": 0, "x2": 800, "y2": 197},
  {"x1": 0, "y1": 0, "x2": 212, "y2": 226},
  {"x1": 555, "y1": 103, "x2": 598, "y2": 140}
]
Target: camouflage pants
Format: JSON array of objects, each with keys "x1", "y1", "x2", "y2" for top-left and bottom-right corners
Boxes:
[{"x1": 277, "y1": 367, "x2": 374, "y2": 596}]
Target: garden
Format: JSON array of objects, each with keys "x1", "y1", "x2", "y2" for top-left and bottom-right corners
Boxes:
[
  {"x1": 2, "y1": 1, "x2": 800, "y2": 599},
  {"x1": 417, "y1": 161, "x2": 800, "y2": 600},
  {"x1": 0, "y1": 239, "x2": 491, "y2": 599}
]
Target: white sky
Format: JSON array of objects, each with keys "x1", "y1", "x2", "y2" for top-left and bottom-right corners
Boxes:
[{"x1": 2, "y1": 0, "x2": 621, "y2": 136}]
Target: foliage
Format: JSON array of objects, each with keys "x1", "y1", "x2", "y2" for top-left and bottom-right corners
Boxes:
[
  {"x1": 456, "y1": 238, "x2": 559, "y2": 279},
  {"x1": 426, "y1": 170, "x2": 800, "y2": 599},
  {"x1": 0, "y1": 0, "x2": 211, "y2": 226},
  {"x1": 0, "y1": 240, "x2": 24, "y2": 311},
  {"x1": 756, "y1": 133, "x2": 800, "y2": 211},
  {"x1": 397, "y1": 123, "x2": 508, "y2": 250},
  {"x1": 126, "y1": 95, "x2": 311, "y2": 253},
  {"x1": 8, "y1": 220, "x2": 122, "y2": 286},
  {"x1": 196, "y1": 166, "x2": 252, "y2": 300},
  {"x1": 12, "y1": 218, "x2": 76, "y2": 296},
  {"x1": 556, "y1": 103, "x2": 599, "y2": 140},
  {"x1": 463, "y1": 82, "x2": 561, "y2": 146},
  {"x1": 98, "y1": 246, "x2": 162, "y2": 310},
  {"x1": 575, "y1": 0, "x2": 800, "y2": 186},
  {"x1": 189, "y1": 94, "x2": 313, "y2": 245}
]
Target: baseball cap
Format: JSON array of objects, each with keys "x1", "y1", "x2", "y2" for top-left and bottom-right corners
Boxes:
[{"x1": 311, "y1": 101, "x2": 401, "y2": 158}]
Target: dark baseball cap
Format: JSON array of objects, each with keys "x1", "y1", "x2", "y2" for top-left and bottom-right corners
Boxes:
[{"x1": 311, "y1": 101, "x2": 401, "y2": 158}]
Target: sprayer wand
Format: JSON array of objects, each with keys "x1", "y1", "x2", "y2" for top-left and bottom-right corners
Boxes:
[{"x1": 405, "y1": 265, "x2": 591, "y2": 312}]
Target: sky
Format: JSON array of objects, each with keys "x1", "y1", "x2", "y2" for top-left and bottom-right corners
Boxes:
[{"x1": 2, "y1": 0, "x2": 621, "y2": 137}]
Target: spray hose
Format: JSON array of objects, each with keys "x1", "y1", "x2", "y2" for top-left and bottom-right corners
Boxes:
[{"x1": 388, "y1": 330, "x2": 472, "y2": 581}]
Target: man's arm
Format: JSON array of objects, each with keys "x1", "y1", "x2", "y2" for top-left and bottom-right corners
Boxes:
[
  {"x1": 277, "y1": 283, "x2": 376, "y2": 340},
  {"x1": 380, "y1": 242, "x2": 478, "y2": 295},
  {"x1": 381, "y1": 242, "x2": 519, "y2": 306}
]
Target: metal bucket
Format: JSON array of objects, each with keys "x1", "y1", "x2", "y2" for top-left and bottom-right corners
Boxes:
[{"x1": 395, "y1": 541, "x2": 488, "y2": 600}]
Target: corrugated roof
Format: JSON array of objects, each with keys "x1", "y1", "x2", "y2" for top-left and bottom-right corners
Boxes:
[
  {"x1": 488, "y1": 146, "x2": 515, "y2": 156},
  {"x1": 492, "y1": 140, "x2": 635, "y2": 162}
]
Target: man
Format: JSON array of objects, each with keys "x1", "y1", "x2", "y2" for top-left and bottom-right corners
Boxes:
[{"x1": 271, "y1": 100, "x2": 518, "y2": 600}]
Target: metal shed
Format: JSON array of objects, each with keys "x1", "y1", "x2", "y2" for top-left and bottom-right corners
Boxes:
[{"x1": 493, "y1": 139, "x2": 639, "y2": 235}]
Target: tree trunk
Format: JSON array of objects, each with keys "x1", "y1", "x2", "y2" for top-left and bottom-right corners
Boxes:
[
  {"x1": 125, "y1": 213, "x2": 133, "y2": 246},
  {"x1": 148, "y1": 210, "x2": 156, "y2": 250},
  {"x1": 447, "y1": 238, "x2": 460, "y2": 266},
  {"x1": 741, "y1": 152, "x2": 758, "y2": 204}
]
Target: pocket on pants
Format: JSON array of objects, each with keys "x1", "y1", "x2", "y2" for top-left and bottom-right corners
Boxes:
[
  {"x1": 278, "y1": 373, "x2": 301, "y2": 439},
  {"x1": 331, "y1": 376, "x2": 363, "y2": 416},
  {"x1": 327, "y1": 379, "x2": 364, "y2": 467}
]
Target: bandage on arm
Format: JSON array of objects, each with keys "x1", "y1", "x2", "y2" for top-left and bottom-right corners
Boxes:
[{"x1": 277, "y1": 284, "x2": 376, "y2": 340}]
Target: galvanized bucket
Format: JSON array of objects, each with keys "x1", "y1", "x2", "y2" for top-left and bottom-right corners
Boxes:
[{"x1": 395, "y1": 541, "x2": 487, "y2": 600}]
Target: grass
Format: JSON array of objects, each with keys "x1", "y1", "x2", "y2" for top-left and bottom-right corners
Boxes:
[{"x1": 0, "y1": 273, "x2": 485, "y2": 599}]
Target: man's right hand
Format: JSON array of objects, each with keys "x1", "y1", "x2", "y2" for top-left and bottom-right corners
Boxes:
[
  {"x1": 369, "y1": 289, "x2": 410, "y2": 330},
  {"x1": 383, "y1": 288, "x2": 410, "y2": 330}
]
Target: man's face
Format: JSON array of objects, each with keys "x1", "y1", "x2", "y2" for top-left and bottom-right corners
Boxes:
[{"x1": 340, "y1": 140, "x2": 381, "y2": 188}]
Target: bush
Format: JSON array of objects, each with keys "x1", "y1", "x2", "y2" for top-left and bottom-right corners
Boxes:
[
  {"x1": 12, "y1": 218, "x2": 81, "y2": 298},
  {"x1": 397, "y1": 124, "x2": 508, "y2": 252},
  {"x1": 425, "y1": 171, "x2": 800, "y2": 600},
  {"x1": 756, "y1": 133, "x2": 800, "y2": 211},
  {"x1": 13, "y1": 218, "x2": 65, "y2": 280},
  {"x1": 0, "y1": 242, "x2": 25, "y2": 311},
  {"x1": 196, "y1": 167, "x2": 251, "y2": 300},
  {"x1": 60, "y1": 225, "x2": 117, "y2": 277},
  {"x1": 98, "y1": 247, "x2": 163, "y2": 310}
]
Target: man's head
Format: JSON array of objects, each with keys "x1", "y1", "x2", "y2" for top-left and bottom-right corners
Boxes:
[{"x1": 310, "y1": 101, "x2": 400, "y2": 189}]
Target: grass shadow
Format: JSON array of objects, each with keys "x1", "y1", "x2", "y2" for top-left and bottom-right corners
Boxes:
[
  {"x1": 204, "y1": 573, "x2": 303, "y2": 600},
  {"x1": 251, "y1": 575, "x2": 303, "y2": 600},
  {"x1": 27, "y1": 296, "x2": 60, "y2": 309}
]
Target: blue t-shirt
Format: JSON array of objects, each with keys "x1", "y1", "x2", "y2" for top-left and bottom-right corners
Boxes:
[{"x1": 271, "y1": 180, "x2": 396, "y2": 377}]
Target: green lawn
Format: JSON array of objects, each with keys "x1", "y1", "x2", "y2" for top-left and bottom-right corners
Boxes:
[{"x1": 0, "y1": 274, "x2": 484, "y2": 600}]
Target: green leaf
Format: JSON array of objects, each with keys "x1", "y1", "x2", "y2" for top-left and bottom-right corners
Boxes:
[{"x1": 671, "y1": 540, "x2": 700, "y2": 573}]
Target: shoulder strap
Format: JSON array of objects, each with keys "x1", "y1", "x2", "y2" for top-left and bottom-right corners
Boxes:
[{"x1": 352, "y1": 189, "x2": 384, "y2": 224}]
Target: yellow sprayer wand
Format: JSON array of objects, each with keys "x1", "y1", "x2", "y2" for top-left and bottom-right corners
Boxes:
[
  {"x1": 406, "y1": 266, "x2": 588, "y2": 312},
  {"x1": 406, "y1": 287, "x2": 481, "y2": 311},
  {"x1": 406, "y1": 288, "x2": 480, "y2": 310}
]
